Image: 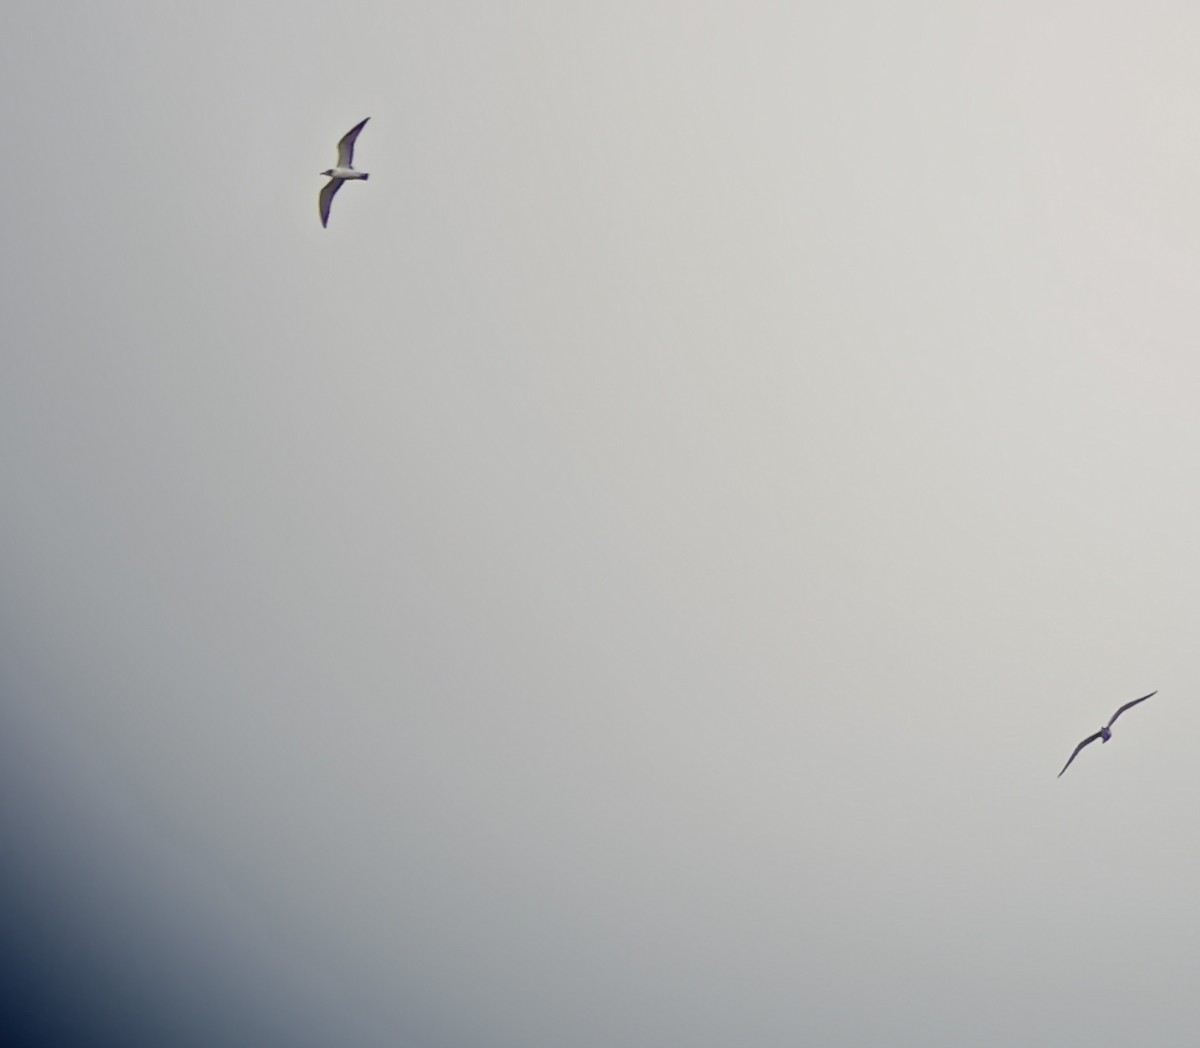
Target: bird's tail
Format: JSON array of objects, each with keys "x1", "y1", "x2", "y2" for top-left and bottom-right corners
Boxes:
[{"x1": 361, "y1": 173, "x2": 369, "y2": 181}]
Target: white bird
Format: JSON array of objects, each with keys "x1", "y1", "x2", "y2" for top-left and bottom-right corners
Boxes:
[
  {"x1": 1057, "y1": 691, "x2": 1156, "y2": 777},
  {"x1": 319, "y1": 117, "x2": 370, "y2": 227}
]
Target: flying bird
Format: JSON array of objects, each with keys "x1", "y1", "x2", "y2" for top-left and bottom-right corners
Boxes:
[
  {"x1": 1057, "y1": 691, "x2": 1156, "y2": 777},
  {"x1": 319, "y1": 117, "x2": 370, "y2": 227}
]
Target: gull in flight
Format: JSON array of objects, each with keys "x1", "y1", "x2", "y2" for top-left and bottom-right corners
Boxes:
[
  {"x1": 1057, "y1": 691, "x2": 1156, "y2": 777},
  {"x1": 319, "y1": 117, "x2": 370, "y2": 227}
]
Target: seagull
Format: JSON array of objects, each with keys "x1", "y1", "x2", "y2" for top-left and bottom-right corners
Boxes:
[
  {"x1": 1057, "y1": 691, "x2": 1156, "y2": 777},
  {"x1": 319, "y1": 117, "x2": 370, "y2": 227}
]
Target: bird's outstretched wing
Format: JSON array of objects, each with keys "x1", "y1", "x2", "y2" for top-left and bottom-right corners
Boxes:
[
  {"x1": 336, "y1": 117, "x2": 370, "y2": 168},
  {"x1": 1106, "y1": 691, "x2": 1156, "y2": 729},
  {"x1": 1058, "y1": 731, "x2": 1104, "y2": 778},
  {"x1": 319, "y1": 178, "x2": 344, "y2": 227}
]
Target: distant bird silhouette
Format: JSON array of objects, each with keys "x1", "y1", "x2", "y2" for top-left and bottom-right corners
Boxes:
[
  {"x1": 319, "y1": 117, "x2": 370, "y2": 227},
  {"x1": 1057, "y1": 691, "x2": 1156, "y2": 777}
]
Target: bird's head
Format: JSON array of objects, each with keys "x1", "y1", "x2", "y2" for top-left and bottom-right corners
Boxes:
[{"x1": 320, "y1": 169, "x2": 335, "y2": 177}]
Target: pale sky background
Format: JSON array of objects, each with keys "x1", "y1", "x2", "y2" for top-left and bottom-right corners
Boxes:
[{"x1": 3, "y1": 2, "x2": 1200, "y2": 1045}]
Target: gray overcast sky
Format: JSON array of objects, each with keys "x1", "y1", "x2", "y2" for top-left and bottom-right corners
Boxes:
[{"x1": 4, "y1": 2, "x2": 1200, "y2": 1045}]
